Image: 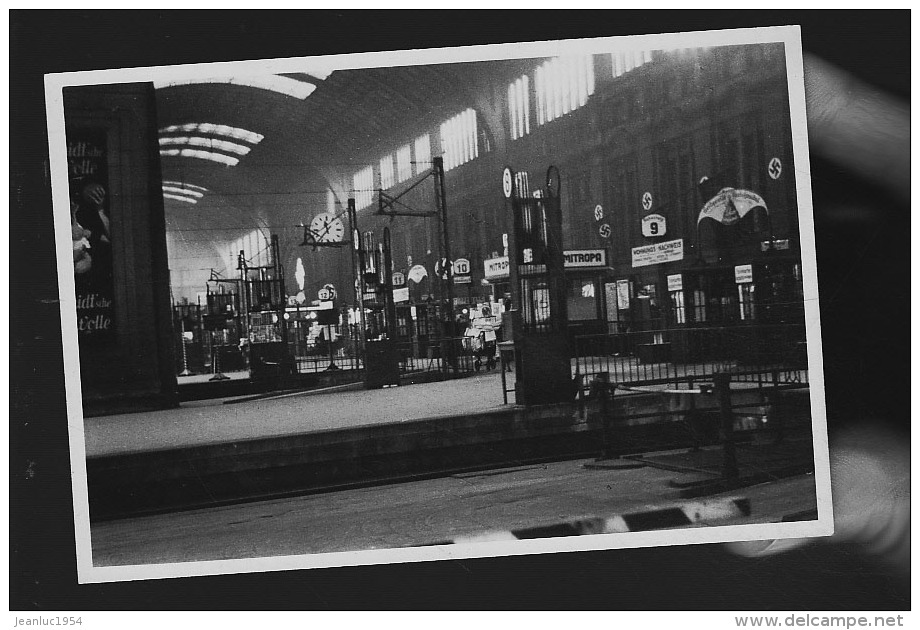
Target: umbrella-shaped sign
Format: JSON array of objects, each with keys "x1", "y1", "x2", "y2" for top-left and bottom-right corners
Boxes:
[
  {"x1": 697, "y1": 188, "x2": 768, "y2": 226},
  {"x1": 408, "y1": 264, "x2": 428, "y2": 284}
]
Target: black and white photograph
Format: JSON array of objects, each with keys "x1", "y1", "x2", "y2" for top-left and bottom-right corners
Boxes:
[
  {"x1": 11, "y1": 10, "x2": 910, "y2": 613},
  {"x1": 44, "y1": 23, "x2": 834, "y2": 583}
]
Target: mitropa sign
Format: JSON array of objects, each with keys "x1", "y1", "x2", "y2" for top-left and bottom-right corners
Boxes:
[
  {"x1": 484, "y1": 250, "x2": 607, "y2": 281},
  {"x1": 484, "y1": 256, "x2": 510, "y2": 280},
  {"x1": 563, "y1": 249, "x2": 607, "y2": 268},
  {"x1": 631, "y1": 238, "x2": 684, "y2": 268}
]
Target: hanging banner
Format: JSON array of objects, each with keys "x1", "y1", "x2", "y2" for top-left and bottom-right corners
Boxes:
[
  {"x1": 631, "y1": 238, "x2": 684, "y2": 268},
  {"x1": 68, "y1": 127, "x2": 116, "y2": 343}
]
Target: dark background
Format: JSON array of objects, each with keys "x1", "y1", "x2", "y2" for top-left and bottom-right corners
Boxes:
[{"x1": 11, "y1": 10, "x2": 910, "y2": 610}]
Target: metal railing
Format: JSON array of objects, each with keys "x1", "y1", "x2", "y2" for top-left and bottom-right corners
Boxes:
[
  {"x1": 394, "y1": 334, "x2": 498, "y2": 377},
  {"x1": 574, "y1": 322, "x2": 808, "y2": 391},
  {"x1": 287, "y1": 333, "x2": 501, "y2": 379}
]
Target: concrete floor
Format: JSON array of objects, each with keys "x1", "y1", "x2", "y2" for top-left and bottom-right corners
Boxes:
[
  {"x1": 90, "y1": 455, "x2": 818, "y2": 567},
  {"x1": 84, "y1": 371, "x2": 513, "y2": 457}
]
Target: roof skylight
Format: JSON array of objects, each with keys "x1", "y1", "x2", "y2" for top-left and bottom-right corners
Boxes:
[
  {"x1": 162, "y1": 181, "x2": 209, "y2": 193},
  {"x1": 162, "y1": 185, "x2": 204, "y2": 199},
  {"x1": 162, "y1": 193, "x2": 198, "y2": 204},
  {"x1": 154, "y1": 74, "x2": 318, "y2": 99},
  {"x1": 159, "y1": 148, "x2": 240, "y2": 167},
  {"x1": 159, "y1": 123, "x2": 264, "y2": 145},
  {"x1": 159, "y1": 136, "x2": 252, "y2": 156}
]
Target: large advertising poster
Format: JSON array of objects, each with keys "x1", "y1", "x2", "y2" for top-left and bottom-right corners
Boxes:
[{"x1": 67, "y1": 128, "x2": 116, "y2": 342}]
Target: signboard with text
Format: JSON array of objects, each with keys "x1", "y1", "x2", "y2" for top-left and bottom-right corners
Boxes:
[
  {"x1": 484, "y1": 256, "x2": 510, "y2": 280},
  {"x1": 485, "y1": 251, "x2": 606, "y2": 281},
  {"x1": 68, "y1": 127, "x2": 116, "y2": 342},
  {"x1": 735, "y1": 264, "x2": 754, "y2": 284},
  {"x1": 667, "y1": 274, "x2": 683, "y2": 291},
  {"x1": 631, "y1": 239, "x2": 684, "y2": 268},
  {"x1": 563, "y1": 249, "x2": 607, "y2": 268},
  {"x1": 641, "y1": 214, "x2": 667, "y2": 238},
  {"x1": 616, "y1": 279, "x2": 631, "y2": 310}
]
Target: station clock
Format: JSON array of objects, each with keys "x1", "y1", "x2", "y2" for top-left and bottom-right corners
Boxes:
[{"x1": 309, "y1": 212, "x2": 346, "y2": 243}]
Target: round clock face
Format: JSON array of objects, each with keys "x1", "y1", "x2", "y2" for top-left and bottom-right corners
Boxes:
[{"x1": 310, "y1": 213, "x2": 346, "y2": 243}]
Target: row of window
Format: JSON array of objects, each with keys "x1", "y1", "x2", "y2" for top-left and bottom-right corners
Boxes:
[
  {"x1": 353, "y1": 50, "x2": 655, "y2": 209},
  {"x1": 509, "y1": 52, "x2": 652, "y2": 141},
  {"x1": 357, "y1": 109, "x2": 476, "y2": 209}
]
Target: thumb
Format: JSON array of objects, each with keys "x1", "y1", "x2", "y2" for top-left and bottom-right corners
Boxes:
[{"x1": 726, "y1": 426, "x2": 909, "y2": 572}]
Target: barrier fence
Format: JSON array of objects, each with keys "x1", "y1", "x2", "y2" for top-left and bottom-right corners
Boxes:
[{"x1": 574, "y1": 322, "x2": 808, "y2": 392}]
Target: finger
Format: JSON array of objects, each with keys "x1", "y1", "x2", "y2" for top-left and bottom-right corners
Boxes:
[
  {"x1": 804, "y1": 54, "x2": 910, "y2": 202},
  {"x1": 827, "y1": 433, "x2": 910, "y2": 572},
  {"x1": 725, "y1": 537, "x2": 810, "y2": 558},
  {"x1": 725, "y1": 427, "x2": 909, "y2": 570}
]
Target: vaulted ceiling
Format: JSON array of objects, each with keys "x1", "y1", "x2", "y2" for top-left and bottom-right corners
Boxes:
[{"x1": 154, "y1": 57, "x2": 528, "y2": 288}]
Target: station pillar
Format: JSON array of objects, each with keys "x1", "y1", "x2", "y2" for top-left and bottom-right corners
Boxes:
[{"x1": 503, "y1": 165, "x2": 574, "y2": 406}]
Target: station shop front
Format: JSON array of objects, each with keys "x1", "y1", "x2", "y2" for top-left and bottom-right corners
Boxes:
[
  {"x1": 608, "y1": 232, "x2": 806, "y2": 366},
  {"x1": 483, "y1": 248, "x2": 613, "y2": 340}
]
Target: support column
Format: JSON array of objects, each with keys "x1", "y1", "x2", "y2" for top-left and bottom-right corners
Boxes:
[{"x1": 433, "y1": 157, "x2": 456, "y2": 371}]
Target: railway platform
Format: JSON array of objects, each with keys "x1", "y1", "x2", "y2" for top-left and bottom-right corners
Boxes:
[{"x1": 83, "y1": 370, "x2": 814, "y2": 522}]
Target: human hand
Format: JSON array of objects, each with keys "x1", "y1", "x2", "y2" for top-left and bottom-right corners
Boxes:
[
  {"x1": 727, "y1": 54, "x2": 910, "y2": 571},
  {"x1": 82, "y1": 181, "x2": 107, "y2": 208},
  {"x1": 728, "y1": 426, "x2": 909, "y2": 574}
]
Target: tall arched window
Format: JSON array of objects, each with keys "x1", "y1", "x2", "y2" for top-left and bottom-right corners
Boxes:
[
  {"x1": 439, "y1": 108, "x2": 479, "y2": 171},
  {"x1": 535, "y1": 55, "x2": 595, "y2": 126},
  {"x1": 352, "y1": 166, "x2": 374, "y2": 209},
  {"x1": 508, "y1": 74, "x2": 530, "y2": 140},
  {"x1": 611, "y1": 49, "x2": 654, "y2": 78}
]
